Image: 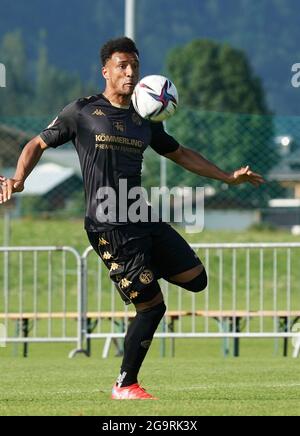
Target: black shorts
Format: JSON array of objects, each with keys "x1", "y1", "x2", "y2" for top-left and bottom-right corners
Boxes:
[{"x1": 87, "y1": 222, "x2": 202, "y2": 305}]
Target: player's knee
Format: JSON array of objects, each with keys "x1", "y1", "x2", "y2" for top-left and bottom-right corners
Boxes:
[
  {"x1": 134, "y1": 281, "x2": 165, "y2": 312},
  {"x1": 179, "y1": 269, "x2": 208, "y2": 293},
  {"x1": 135, "y1": 290, "x2": 166, "y2": 323},
  {"x1": 139, "y1": 300, "x2": 167, "y2": 319}
]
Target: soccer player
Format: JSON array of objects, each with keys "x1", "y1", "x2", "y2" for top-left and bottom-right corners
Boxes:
[{"x1": 0, "y1": 37, "x2": 264, "y2": 400}]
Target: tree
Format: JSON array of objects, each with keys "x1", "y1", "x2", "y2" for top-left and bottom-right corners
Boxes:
[
  {"x1": 0, "y1": 30, "x2": 96, "y2": 117},
  {"x1": 0, "y1": 31, "x2": 33, "y2": 116},
  {"x1": 165, "y1": 39, "x2": 278, "y2": 207},
  {"x1": 166, "y1": 39, "x2": 269, "y2": 115},
  {"x1": 35, "y1": 42, "x2": 88, "y2": 115}
]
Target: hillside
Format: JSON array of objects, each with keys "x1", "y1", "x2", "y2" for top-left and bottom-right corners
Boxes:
[{"x1": 0, "y1": 0, "x2": 300, "y2": 115}]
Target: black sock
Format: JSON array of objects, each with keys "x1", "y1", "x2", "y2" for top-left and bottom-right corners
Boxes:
[{"x1": 116, "y1": 301, "x2": 166, "y2": 387}]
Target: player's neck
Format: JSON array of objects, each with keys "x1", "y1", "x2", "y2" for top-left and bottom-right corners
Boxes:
[{"x1": 103, "y1": 91, "x2": 131, "y2": 109}]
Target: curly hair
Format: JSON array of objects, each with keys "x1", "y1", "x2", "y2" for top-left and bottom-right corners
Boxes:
[{"x1": 100, "y1": 37, "x2": 139, "y2": 66}]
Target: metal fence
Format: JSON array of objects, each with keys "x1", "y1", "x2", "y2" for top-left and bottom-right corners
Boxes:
[
  {"x1": 0, "y1": 246, "x2": 84, "y2": 357},
  {"x1": 1, "y1": 243, "x2": 300, "y2": 357},
  {"x1": 1, "y1": 112, "x2": 300, "y2": 223},
  {"x1": 82, "y1": 243, "x2": 300, "y2": 357}
]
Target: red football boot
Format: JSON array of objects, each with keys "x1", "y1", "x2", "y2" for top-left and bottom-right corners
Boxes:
[{"x1": 111, "y1": 383, "x2": 158, "y2": 400}]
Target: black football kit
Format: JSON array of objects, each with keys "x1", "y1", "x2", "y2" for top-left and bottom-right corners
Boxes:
[{"x1": 40, "y1": 94, "x2": 202, "y2": 304}]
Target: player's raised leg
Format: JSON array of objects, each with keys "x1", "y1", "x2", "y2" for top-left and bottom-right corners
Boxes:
[{"x1": 167, "y1": 264, "x2": 208, "y2": 292}]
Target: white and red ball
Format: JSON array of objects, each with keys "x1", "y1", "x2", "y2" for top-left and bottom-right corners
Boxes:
[{"x1": 132, "y1": 75, "x2": 178, "y2": 122}]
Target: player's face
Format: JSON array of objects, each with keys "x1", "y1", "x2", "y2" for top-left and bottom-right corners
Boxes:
[{"x1": 102, "y1": 52, "x2": 140, "y2": 97}]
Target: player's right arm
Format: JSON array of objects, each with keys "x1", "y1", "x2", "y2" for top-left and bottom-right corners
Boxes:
[{"x1": 0, "y1": 135, "x2": 48, "y2": 204}]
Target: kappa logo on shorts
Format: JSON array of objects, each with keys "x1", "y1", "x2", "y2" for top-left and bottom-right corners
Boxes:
[
  {"x1": 119, "y1": 278, "x2": 132, "y2": 289},
  {"x1": 103, "y1": 251, "x2": 113, "y2": 260},
  {"x1": 129, "y1": 291, "x2": 139, "y2": 300},
  {"x1": 139, "y1": 270, "x2": 154, "y2": 285},
  {"x1": 110, "y1": 263, "x2": 120, "y2": 272},
  {"x1": 99, "y1": 237, "x2": 109, "y2": 246}
]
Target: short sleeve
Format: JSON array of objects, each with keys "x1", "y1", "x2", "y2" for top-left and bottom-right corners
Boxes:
[
  {"x1": 40, "y1": 101, "x2": 77, "y2": 148},
  {"x1": 149, "y1": 122, "x2": 180, "y2": 156}
]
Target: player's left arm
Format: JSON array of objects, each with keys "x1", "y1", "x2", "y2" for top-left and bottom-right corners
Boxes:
[{"x1": 164, "y1": 145, "x2": 265, "y2": 187}]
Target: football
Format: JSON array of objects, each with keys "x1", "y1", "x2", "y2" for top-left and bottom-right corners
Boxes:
[{"x1": 132, "y1": 75, "x2": 178, "y2": 122}]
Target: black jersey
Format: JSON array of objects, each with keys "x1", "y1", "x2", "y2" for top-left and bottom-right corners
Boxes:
[{"x1": 40, "y1": 94, "x2": 179, "y2": 231}]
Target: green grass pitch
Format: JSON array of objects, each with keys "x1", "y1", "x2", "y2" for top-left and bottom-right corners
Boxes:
[
  {"x1": 0, "y1": 342, "x2": 300, "y2": 416},
  {"x1": 0, "y1": 219, "x2": 300, "y2": 415}
]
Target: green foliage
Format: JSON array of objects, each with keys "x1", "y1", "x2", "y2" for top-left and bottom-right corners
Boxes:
[
  {"x1": 20, "y1": 196, "x2": 50, "y2": 217},
  {"x1": 166, "y1": 39, "x2": 269, "y2": 115},
  {"x1": 138, "y1": 0, "x2": 300, "y2": 115},
  {"x1": 63, "y1": 190, "x2": 85, "y2": 218},
  {"x1": 0, "y1": 31, "x2": 32, "y2": 116},
  {"x1": 18, "y1": 178, "x2": 85, "y2": 218},
  {"x1": 165, "y1": 39, "x2": 280, "y2": 207},
  {"x1": 0, "y1": 30, "x2": 95, "y2": 116},
  {"x1": 166, "y1": 107, "x2": 280, "y2": 207},
  {"x1": 1, "y1": 0, "x2": 300, "y2": 115}
]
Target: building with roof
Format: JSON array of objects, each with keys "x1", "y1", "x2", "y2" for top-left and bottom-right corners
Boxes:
[{"x1": 268, "y1": 148, "x2": 300, "y2": 198}]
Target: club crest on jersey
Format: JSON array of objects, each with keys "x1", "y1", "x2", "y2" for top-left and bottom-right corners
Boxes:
[
  {"x1": 139, "y1": 270, "x2": 154, "y2": 285},
  {"x1": 113, "y1": 120, "x2": 126, "y2": 133}
]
